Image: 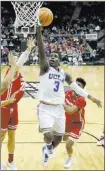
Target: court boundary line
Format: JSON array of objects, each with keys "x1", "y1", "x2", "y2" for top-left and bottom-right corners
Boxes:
[{"x1": 18, "y1": 121, "x2": 104, "y2": 125}]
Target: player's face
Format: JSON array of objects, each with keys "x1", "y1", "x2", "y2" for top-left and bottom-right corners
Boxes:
[
  {"x1": 76, "y1": 81, "x2": 84, "y2": 89},
  {"x1": 49, "y1": 53, "x2": 60, "y2": 67}
]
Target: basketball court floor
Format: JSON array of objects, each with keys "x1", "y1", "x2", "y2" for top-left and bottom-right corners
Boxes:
[{"x1": 1, "y1": 65, "x2": 104, "y2": 170}]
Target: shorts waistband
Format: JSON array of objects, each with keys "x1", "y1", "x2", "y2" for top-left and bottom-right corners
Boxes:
[{"x1": 40, "y1": 101, "x2": 61, "y2": 106}]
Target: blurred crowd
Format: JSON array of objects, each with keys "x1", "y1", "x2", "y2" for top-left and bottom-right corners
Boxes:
[
  {"x1": 45, "y1": 2, "x2": 104, "y2": 35},
  {"x1": 1, "y1": 2, "x2": 104, "y2": 66}
]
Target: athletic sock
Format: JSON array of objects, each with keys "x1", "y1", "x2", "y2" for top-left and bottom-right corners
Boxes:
[{"x1": 102, "y1": 133, "x2": 104, "y2": 136}]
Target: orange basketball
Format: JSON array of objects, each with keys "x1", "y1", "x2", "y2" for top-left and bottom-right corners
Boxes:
[{"x1": 39, "y1": 7, "x2": 53, "y2": 26}]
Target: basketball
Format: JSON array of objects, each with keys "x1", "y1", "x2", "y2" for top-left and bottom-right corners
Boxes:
[{"x1": 38, "y1": 7, "x2": 53, "y2": 26}]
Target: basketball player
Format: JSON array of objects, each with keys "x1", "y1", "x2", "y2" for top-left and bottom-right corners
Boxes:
[
  {"x1": 1, "y1": 36, "x2": 34, "y2": 96},
  {"x1": 1, "y1": 37, "x2": 35, "y2": 170},
  {"x1": 1, "y1": 52, "x2": 18, "y2": 95},
  {"x1": 36, "y1": 26, "x2": 102, "y2": 166},
  {"x1": 63, "y1": 78, "x2": 86, "y2": 168}
]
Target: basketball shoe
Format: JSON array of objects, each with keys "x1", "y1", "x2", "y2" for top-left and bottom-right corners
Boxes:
[
  {"x1": 64, "y1": 157, "x2": 72, "y2": 169},
  {"x1": 7, "y1": 161, "x2": 17, "y2": 170},
  {"x1": 1, "y1": 163, "x2": 7, "y2": 170},
  {"x1": 46, "y1": 143, "x2": 55, "y2": 158},
  {"x1": 97, "y1": 133, "x2": 104, "y2": 146},
  {"x1": 42, "y1": 146, "x2": 49, "y2": 166}
]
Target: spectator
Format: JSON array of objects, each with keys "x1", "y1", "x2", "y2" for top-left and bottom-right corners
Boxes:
[{"x1": 95, "y1": 25, "x2": 101, "y2": 32}]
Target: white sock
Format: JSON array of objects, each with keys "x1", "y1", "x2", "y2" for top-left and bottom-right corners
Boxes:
[{"x1": 101, "y1": 133, "x2": 104, "y2": 137}]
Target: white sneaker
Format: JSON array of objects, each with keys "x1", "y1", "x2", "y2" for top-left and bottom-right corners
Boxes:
[
  {"x1": 7, "y1": 161, "x2": 17, "y2": 170},
  {"x1": 64, "y1": 157, "x2": 72, "y2": 169},
  {"x1": 42, "y1": 146, "x2": 49, "y2": 166},
  {"x1": 47, "y1": 149, "x2": 55, "y2": 158},
  {"x1": 97, "y1": 134, "x2": 104, "y2": 146},
  {"x1": 1, "y1": 163, "x2": 7, "y2": 170}
]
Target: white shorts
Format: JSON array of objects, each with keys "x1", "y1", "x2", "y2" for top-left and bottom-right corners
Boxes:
[{"x1": 37, "y1": 103, "x2": 65, "y2": 136}]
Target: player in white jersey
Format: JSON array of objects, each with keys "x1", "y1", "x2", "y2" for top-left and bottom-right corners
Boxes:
[{"x1": 36, "y1": 26, "x2": 102, "y2": 166}]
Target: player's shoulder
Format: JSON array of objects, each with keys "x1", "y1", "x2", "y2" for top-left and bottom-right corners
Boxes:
[
  {"x1": 40, "y1": 67, "x2": 51, "y2": 76},
  {"x1": 59, "y1": 68, "x2": 64, "y2": 73}
]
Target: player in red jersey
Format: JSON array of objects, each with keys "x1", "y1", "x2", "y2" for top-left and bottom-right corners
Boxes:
[
  {"x1": 63, "y1": 78, "x2": 86, "y2": 169},
  {"x1": 1, "y1": 52, "x2": 19, "y2": 96},
  {"x1": 1, "y1": 61, "x2": 25, "y2": 170},
  {"x1": 1, "y1": 37, "x2": 35, "y2": 170}
]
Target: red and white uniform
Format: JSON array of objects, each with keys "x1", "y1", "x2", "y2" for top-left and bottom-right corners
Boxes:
[
  {"x1": 65, "y1": 90, "x2": 86, "y2": 142},
  {"x1": 1, "y1": 67, "x2": 25, "y2": 132}
]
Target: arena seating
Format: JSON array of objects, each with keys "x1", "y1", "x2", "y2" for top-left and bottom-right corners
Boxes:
[{"x1": 1, "y1": 2, "x2": 104, "y2": 66}]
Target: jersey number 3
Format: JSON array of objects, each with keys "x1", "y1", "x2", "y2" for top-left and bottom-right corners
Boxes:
[{"x1": 54, "y1": 81, "x2": 60, "y2": 92}]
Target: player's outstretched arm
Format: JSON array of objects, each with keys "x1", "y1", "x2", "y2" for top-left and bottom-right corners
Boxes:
[
  {"x1": 1, "y1": 52, "x2": 18, "y2": 95},
  {"x1": 16, "y1": 37, "x2": 35, "y2": 67},
  {"x1": 1, "y1": 38, "x2": 34, "y2": 95},
  {"x1": 65, "y1": 73, "x2": 102, "y2": 108},
  {"x1": 36, "y1": 26, "x2": 49, "y2": 74}
]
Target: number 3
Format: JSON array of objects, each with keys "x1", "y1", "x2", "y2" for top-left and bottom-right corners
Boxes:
[{"x1": 54, "y1": 81, "x2": 60, "y2": 92}]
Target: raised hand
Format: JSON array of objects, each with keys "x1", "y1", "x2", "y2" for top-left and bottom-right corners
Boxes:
[
  {"x1": 88, "y1": 95, "x2": 102, "y2": 108},
  {"x1": 8, "y1": 51, "x2": 17, "y2": 66},
  {"x1": 27, "y1": 37, "x2": 35, "y2": 52}
]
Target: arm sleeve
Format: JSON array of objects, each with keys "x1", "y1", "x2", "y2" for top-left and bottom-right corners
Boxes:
[
  {"x1": 16, "y1": 50, "x2": 30, "y2": 67},
  {"x1": 70, "y1": 82, "x2": 89, "y2": 98},
  {"x1": 76, "y1": 97, "x2": 86, "y2": 109}
]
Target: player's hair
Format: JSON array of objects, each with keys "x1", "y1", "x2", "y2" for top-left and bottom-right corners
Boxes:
[
  {"x1": 76, "y1": 78, "x2": 86, "y2": 88},
  {"x1": 51, "y1": 51, "x2": 60, "y2": 59}
]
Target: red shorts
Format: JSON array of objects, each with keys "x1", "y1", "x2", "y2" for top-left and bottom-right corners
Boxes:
[
  {"x1": 1, "y1": 105, "x2": 18, "y2": 132},
  {"x1": 65, "y1": 116, "x2": 85, "y2": 142}
]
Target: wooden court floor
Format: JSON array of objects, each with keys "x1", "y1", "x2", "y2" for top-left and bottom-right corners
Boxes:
[{"x1": 1, "y1": 66, "x2": 104, "y2": 170}]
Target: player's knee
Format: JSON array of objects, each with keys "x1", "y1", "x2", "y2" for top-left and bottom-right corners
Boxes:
[
  {"x1": 66, "y1": 138, "x2": 74, "y2": 148},
  {"x1": 44, "y1": 132, "x2": 54, "y2": 143},
  {"x1": 56, "y1": 135, "x2": 62, "y2": 143},
  {"x1": 55, "y1": 136, "x2": 62, "y2": 146},
  {"x1": 52, "y1": 135, "x2": 62, "y2": 148},
  {"x1": 54, "y1": 135, "x2": 62, "y2": 144}
]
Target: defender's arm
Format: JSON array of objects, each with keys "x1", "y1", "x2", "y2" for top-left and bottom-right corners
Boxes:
[
  {"x1": 65, "y1": 73, "x2": 102, "y2": 108},
  {"x1": 64, "y1": 104, "x2": 79, "y2": 114},
  {"x1": 1, "y1": 53, "x2": 18, "y2": 95}
]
